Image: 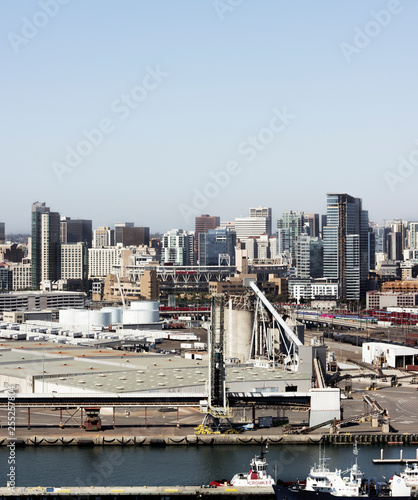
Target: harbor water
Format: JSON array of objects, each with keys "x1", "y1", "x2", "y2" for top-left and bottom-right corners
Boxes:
[{"x1": 1, "y1": 444, "x2": 417, "y2": 488}]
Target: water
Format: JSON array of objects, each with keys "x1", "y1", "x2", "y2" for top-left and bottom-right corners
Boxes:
[{"x1": 0, "y1": 444, "x2": 416, "y2": 488}]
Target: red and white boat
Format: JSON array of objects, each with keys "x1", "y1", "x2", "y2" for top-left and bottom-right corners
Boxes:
[{"x1": 226, "y1": 447, "x2": 276, "y2": 487}]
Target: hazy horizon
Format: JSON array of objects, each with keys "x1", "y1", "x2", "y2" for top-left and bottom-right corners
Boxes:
[{"x1": 2, "y1": 1, "x2": 418, "y2": 233}]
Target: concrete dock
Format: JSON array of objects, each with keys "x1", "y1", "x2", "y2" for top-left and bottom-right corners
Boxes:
[{"x1": 0, "y1": 485, "x2": 276, "y2": 499}]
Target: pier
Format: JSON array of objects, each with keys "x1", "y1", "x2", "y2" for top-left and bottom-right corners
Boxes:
[
  {"x1": 0, "y1": 486, "x2": 276, "y2": 499},
  {"x1": 373, "y1": 448, "x2": 418, "y2": 464}
]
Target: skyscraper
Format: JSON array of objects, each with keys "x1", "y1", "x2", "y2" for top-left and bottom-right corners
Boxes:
[
  {"x1": 198, "y1": 228, "x2": 236, "y2": 266},
  {"x1": 60, "y1": 218, "x2": 92, "y2": 248},
  {"x1": 114, "y1": 222, "x2": 134, "y2": 245},
  {"x1": 323, "y1": 193, "x2": 369, "y2": 301},
  {"x1": 249, "y1": 206, "x2": 272, "y2": 235},
  {"x1": 31, "y1": 202, "x2": 61, "y2": 290},
  {"x1": 161, "y1": 229, "x2": 194, "y2": 266},
  {"x1": 276, "y1": 210, "x2": 304, "y2": 263},
  {"x1": 195, "y1": 214, "x2": 220, "y2": 260}
]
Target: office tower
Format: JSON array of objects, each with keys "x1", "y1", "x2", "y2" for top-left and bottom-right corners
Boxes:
[
  {"x1": 61, "y1": 218, "x2": 92, "y2": 248},
  {"x1": 198, "y1": 228, "x2": 236, "y2": 266},
  {"x1": 93, "y1": 226, "x2": 114, "y2": 248},
  {"x1": 31, "y1": 202, "x2": 61, "y2": 290},
  {"x1": 323, "y1": 193, "x2": 369, "y2": 301},
  {"x1": 321, "y1": 214, "x2": 327, "y2": 236},
  {"x1": 0, "y1": 223, "x2": 5, "y2": 244},
  {"x1": 161, "y1": 229, "x2": 194, "y2": 266},
  {"x1": 195, "y1": 214, "x2": 220, "y2": 259},
  {"x1": 114, "y1": 222, "x2": 134, "y2": 245},
  {"x1": 276, "y1": 211, "x2": 304, "y2": 263},
  {"x1": 249, "y1": 207, "x2": 272, "y2": 235},
  {"x1": 304, "y1": 214, "x2": 319, "y2": 238},
  {"x1": 296, "y1": 236, "x2": 323, "y2": 279},
  {"x1": 120, "y1": 226, "x2": 150, "y2": 247}
]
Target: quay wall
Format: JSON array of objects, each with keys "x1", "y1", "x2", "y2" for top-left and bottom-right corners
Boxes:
[{"x1": 1, "y1": 433, "x2": 418, "y2": 446}]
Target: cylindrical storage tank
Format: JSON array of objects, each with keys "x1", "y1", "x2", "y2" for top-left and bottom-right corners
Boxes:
[
  {"x1": 102, "y1": 307, "x2": 122, "y2": 324},
  {"x1": 224, "y1": 301, "x2": 254, "y2": 363},
  {"x1": 88, "y1": 311, "x2": 112, "y2": 328},
  {"x1": 59, "y1": 309, "x2": 77, "y2": 326},
  {"x1": 123, "y1": 301, "x2": 159, "y2": 324}
]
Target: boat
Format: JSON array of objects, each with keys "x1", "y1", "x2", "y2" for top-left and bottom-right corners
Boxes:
[
  {"x1": 389, "y1": 462, "x2": 418, "y2": 497},
  {"x1": 273, "y1": 442, "x2": 413, "y2": 499},
  {"x1": 210, "y1": 446, "x2": 276, "y2": 487}
]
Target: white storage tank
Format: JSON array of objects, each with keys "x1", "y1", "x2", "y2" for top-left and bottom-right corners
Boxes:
[
  {"x1": 123, "y1": 301, "x2": 159, "y2": 325},
  {"x1": 102, "y1": 307, "x2": 122, "y2": 324}
]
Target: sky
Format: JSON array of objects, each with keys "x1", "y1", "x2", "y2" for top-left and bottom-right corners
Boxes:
[{"x1": 1, "y1": 0, "x2": 418, "y2": 233}]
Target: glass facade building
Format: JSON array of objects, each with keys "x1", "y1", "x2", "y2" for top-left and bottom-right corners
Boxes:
[
  {"x1": 198, "y1": 228, "x2": 236, "y2": 266},
  {"x1": 323, "y1": 193, "x2": 369, "y2": 301}
]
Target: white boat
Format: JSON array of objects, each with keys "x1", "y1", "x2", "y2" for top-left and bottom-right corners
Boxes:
[
  {"x1": 389, "y1": 462, "x2": 418, "y2": 497},
  {"x1": 303, "y1": 442, "x2": 365, "y2": 497},
  {"x1": 229, "y1": 447, "x2": 276, "y2": 487}
]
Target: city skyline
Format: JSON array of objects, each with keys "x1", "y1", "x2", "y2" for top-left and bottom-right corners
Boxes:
[{"x1": 2, "y1": 1, "x2": 418, "y2": 233}]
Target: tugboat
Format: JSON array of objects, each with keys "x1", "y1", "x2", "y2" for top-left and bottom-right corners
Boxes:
[
  {"x1": 230, "y1": 446, "x2": 276, "y2": 486},
  {"x1": 210, "y1": 446, "x2": 275, "y2": 487}
]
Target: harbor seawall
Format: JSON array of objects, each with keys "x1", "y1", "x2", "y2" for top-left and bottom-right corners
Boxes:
[{"x1": 1, "y1": 433, "x2": 418, "y2": 446}]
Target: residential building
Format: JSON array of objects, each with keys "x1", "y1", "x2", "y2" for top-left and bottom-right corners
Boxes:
[
  {"x1": 88, "y1": 247, "x2": 120, "y2": 278},
  {"x1": 31, "y1": 202, "x2": 61, "y2": 290},
  {"x1": 61, "y1": 242, "x2": 88, "y2": 289},
  {"x1": 323, "y1": 193, "x2": 369, "y2": 301},
  {"x1": 304, "y1": 213, "x2": 320, "y2": 237},
  {"x1": 295, "y1": 236, "x2": 323, "y2": 279},
  {"x1": 161, "y1": 229, "x2": 194, "y2": 266},
  {"x1": 277, "y1": 210, "x2": 304, "y2": 263},
  {"x1": 10, "y1": 261, "x2": 32, "y2": 290},
  {"x1": 0, "y1": 264, "x2": 12, "y2": 291}
]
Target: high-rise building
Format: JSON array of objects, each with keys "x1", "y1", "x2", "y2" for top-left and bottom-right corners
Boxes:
[
  {"x1": 88, "y1": 247, "x2": 120, "y2": 278},
  {"x1": 61, "y1": 218, "x2": 92, "y2": 248},
  {"x1": 198, "y1": 228, "x2": 236, "y2": 266},
  {"x1": 304, "y1": 214, "x2": 320, "y2": 238},
  {"x1": 408, "y1": 222, "x2": 418, "y2": 250},
  {"x1": 323, "y1": 193, "x2": 369, "y2": 301},
  {"x1": 195, "y1": 214, "x2": 220, "y2": 259},
  {"x1": 61, "y1": 242, "x2": 88, "y2": 290},
  {"x1": 120, "y1": 226, "x2": 150, "y2": 247},
  {"x1": 93, "y1": 226, "x2": 114, "y2": 248},
  {"x1": 31, "y1": 202, "x2": 61, "y2": 290},
  {"x1": 296, "y1": 236, "x2": 323, "y2": 279},
  {"x1": 114, "y1": 222, "x2": 134, "y2": 245},
  {"x1": 0, "y1": 223, "x2": 5, "y2": 244},
  {"x1": 161, "y1": 229, "x2": 194, "y2": 266},
  {"x1": 277, "y1": 211, "x2": 304, "y2": 263},
  {"x1": 249, "y1": 206, "x2": 272, "y2": 235}
]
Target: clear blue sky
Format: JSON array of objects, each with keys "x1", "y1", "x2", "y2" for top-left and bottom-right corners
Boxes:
[{"x1": 2, "y1": 0, "x2": 418, "y2": 233}]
